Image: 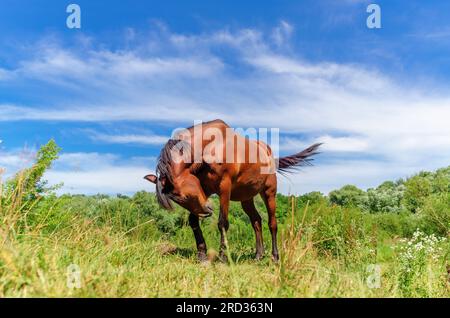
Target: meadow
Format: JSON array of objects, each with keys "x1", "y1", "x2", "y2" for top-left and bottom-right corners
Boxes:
[{"x1": 0, "y1": 140, "x2": 448, "y2": 297}]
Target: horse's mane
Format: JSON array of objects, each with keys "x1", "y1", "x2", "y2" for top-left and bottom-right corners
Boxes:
[{"x1": 155, "y1": 139, "x2": 190, "y2": 210}]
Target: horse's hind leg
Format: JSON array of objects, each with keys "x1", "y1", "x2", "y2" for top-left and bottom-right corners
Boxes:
[
  {"x1": 189, "y1": 213, "x2": 208, "y2": 262},
  {"x1": 241, "y1": 199, "x2": 264, "y2": 260},
  {"x1": 261, "y1": 176, "x2": 279, "y2": 262},
  {"x1": 218, "y1": 177, "x2": 232, "y2": 262}
]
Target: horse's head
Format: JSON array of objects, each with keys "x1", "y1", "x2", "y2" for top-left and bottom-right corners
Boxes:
[
  {"x1": 144, "y1": 139, "x2": 213, "y2": 218},
  {"x1": 145, "y1": 171, "x2": 213, "y2": 217}
]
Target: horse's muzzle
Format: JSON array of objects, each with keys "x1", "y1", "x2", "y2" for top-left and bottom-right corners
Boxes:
[{"x1": 198, "y1": 201, "x2": 214, "y2": 218}]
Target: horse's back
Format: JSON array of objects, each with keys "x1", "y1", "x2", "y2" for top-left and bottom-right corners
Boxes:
[
  {"x1": 173, "y1": 119, "x2": 229, "y2": 149},
  {"x1": 188, "y1": 119, "x2": 230, "y2": 132},
  {"x1": 179, "y1": 119, "x2": 276, "y2": 200}
]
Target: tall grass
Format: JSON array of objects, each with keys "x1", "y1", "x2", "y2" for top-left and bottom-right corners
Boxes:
[{"x1": 0, "y1": 141, "x2": 448, "y2": 297}]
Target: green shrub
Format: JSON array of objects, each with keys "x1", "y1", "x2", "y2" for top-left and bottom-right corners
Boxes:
[
  {"x1": 1, "y1": 142, "x2": 450, "y2": 297},
  {"x1": 132, "y1": 191, "x2": 187, "y2": 234},
  {"x1": 420, "y1": 193, "x2": 450, "y2": 236},
  {"x1": 370, "y1": 212, "x2": 420, "y2": 238},
  {"x1": 308, "y1": 204, "x2": 372, "y2": 261},
  {"x1": 4, "y1": 139, "x2": 61, "y2": 200},
  {"x1": 298, "y1": 191, "x2": 328, "y2": 206},
  {"x1": 403, "y1": 175, "x2": 432, "y2": 213},
  {"x1": 329, "y1": 185, "x2": 368, "y2": 208},
  {"x1": 365, "y1": 183, "x2": 405, "y2": 213},
  {"x1": 431, "y1": 167, "x2": 450, "y2": 193},
  {"x1": 397, "y1": 230, "x2": 447, "y2": 297}
]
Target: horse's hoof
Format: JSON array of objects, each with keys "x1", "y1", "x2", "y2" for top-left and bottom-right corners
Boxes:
[
  {"x1": 255, "y1": 254, "x2": 264, "y2": 261},
  {"x1": 218, "y1": 252, "x2": 228, "y2": 263},
  {"x1": 198, "y1": 252, "x2": 208, "y2": 263},
  {"x1": 271, "y1": 254, "x2": 280, "y2": 263}
]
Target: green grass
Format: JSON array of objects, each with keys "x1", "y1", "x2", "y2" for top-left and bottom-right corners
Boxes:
[
  {"x1": 0, "y1": 192, "x2": 448, "y2": 297},
  {"x1": 0, "y1": 140, "x2": 448, "y2": 297}
]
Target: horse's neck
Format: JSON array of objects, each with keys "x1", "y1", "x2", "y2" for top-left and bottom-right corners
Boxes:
[{"x1": 169, "y1": 161, "x2": 188, "y2": 180}]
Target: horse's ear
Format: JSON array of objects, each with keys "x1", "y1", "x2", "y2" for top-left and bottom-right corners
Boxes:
[
  {"x1": 160, "y1": 177, "x2": 167, "y2": 187},
  {"x1": 144, "y1": 174, "x2": 157, "y2": 184}
]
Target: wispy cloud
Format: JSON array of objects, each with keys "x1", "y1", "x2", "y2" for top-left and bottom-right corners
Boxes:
[
  {"x1": 0, "y1": 148, "x2": 156, "y2": 195},
  {"x1": 1, "y1": 21, "x2": 449, "y2": 193},
  {"x1": 87, "y1": 131, "x2": 168, "y2": 145},
  {"x1": 271, "y1": 20, "x2": 294, "y2": 47},
  {"x1": 0, "y1": 147, "x2": 37, "y2": 178},
  {"x1": 46, "y1": 152, "x2": 156, "y2": 194},
  {"x1": 280, "y1": 135, "x2": 369, "y2": 153},
  {"x1": 408, "y1": 27, "x2": 450, "y2": 40},
  {"x1": 16, "y1": 47, "x2": 224, "y2": 82}
]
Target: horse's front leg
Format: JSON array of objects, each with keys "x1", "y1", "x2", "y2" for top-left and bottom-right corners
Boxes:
[
  {"x1": 189, "y1": 213, "x2": 208, "y2": 262},
  {"x1": 218, "y1": 177, "x2": 231, "y2": 262},
  {"x1": 261, "y1": 178, "x2": 279, "y2": 262}
]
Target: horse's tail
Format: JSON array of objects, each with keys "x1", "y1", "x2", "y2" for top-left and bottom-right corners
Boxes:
[{"x1": 277, "y1": 143, "x2": 322, "y2": 175}]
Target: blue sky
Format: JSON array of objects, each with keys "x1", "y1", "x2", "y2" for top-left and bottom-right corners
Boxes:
[{"x1": 1, "y1": 0, "x2": 450, "y2": 195}]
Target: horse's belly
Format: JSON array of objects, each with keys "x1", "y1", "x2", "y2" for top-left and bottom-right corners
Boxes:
[
  {"x1": 230, "y1": 187, "x2": 261, "y2": 201},
  {"x1": 230, "y1": 174, "x2": 267, "y2": 201}
]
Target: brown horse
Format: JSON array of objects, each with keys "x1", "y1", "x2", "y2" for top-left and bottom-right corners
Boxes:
[{"x1": 145, "y1": 119, "x2": 321, "y2": 262}]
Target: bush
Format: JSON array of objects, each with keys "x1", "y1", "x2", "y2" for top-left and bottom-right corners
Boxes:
[
  {"x1": 365, "y1": 183, "x2": 405, "y2": 213},
  {"x1": 308, "y1": 204, "x2": 372, "y2": 261},
  {"x1": 431, "y1": 167, "x2": 450, "y2": 193},
  {"x1": 397, "y1": 230, "x2": 447, "y2": 297},
  {"x1": 403, "y1": 175, "x2": 432, "y2": 213},
  {"x1": 329, "y1": 185, "x2": 367, "y2": 208},
  {"x1": 420, "y1": 193, "x2": 450, "y2": 236},
  {"x1": 370, "y1": 212, "x2": 420, "y2": 238},
  {"x1": 298, "y1": 191, "x2": 328, "y2": 206},
  {"x1": 1, "y1": 140, "x2": 62, "y2": 235},
  {"x1": 1, "y1": 142, "x2": 450, "y2": 297},
  {"x1": 132, "y1": 191, "x2": 186, "y2": 234}
]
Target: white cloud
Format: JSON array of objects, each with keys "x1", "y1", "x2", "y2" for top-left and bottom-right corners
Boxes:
[
  {"x1": 277, "y1": 159, "x2": 443, "y2": 195},
  {"x1": 0, "y1": 149, "x2": 157, "y2": 195},
  {"x1": 0, "y1": 145, "x2": 38, "y2": 178},
  {"x1": 1, "y1": 22, "x2": 450, "y2": 193},
  {"x1": 51, "y1": 152, "x2": 155, "y2": 194},
  {"x1": 87, "y1": 131, "x2": 168, "y2": 145},
  {"x1": 409, "y1": 27, "x2": 450, "y2": 40},
  {"x1": 0, "y1": 154, "x2": 28, "y2": 172},
  {"x1": 0, "y1": 68, "x2": 12, "y2": 80},
  {"x1": 46, "y1": 167, "x2": 153, "y2": 195},
  {"x1": 18, "y1": 47, "x2": 224, "y2": 83},
  {"x1": 271, "y1": 20, "x2": 294, "y2": 46},
  {"x1": 49, "y1": 152, "x2": 156, "y2": 194},
  {"x1": 280, "y1": 135, "x2": 369, "y2": 153}
]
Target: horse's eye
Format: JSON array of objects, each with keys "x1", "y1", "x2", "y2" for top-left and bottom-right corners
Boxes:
[{"x1": 161, "y1": 182, "x2": 174, "y2": 194}]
